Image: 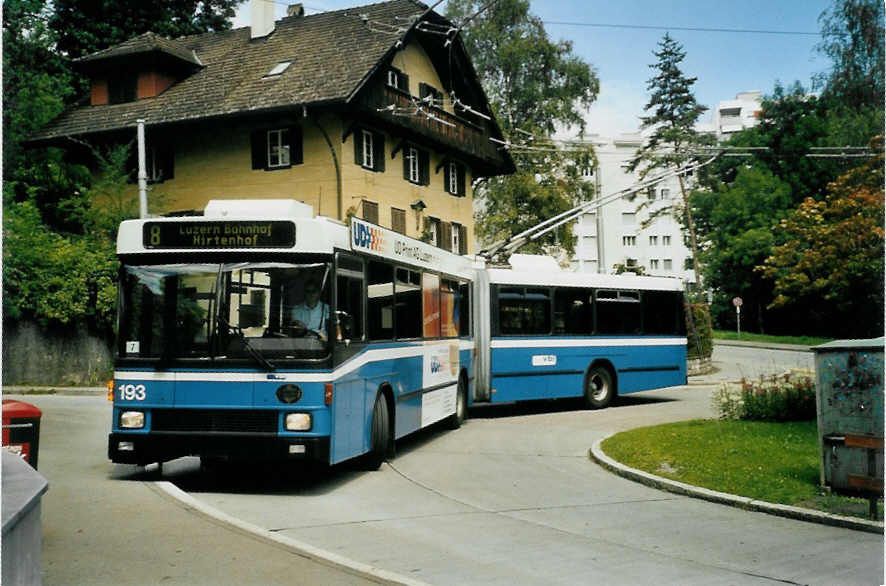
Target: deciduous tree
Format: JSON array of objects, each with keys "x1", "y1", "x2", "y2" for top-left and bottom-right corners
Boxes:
[
  {"x1": 445, "y1": 0, "x2": 599, "y2": 258},
  {"x1": 760, "y1": 138, "x2": 884, "y2": 337}
]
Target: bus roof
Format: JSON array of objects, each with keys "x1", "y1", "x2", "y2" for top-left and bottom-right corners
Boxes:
[{"x1": 487, "y1": 267, "x2": 685, "y2": 292}]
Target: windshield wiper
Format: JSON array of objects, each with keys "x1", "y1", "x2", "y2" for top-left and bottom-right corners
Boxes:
[{"x1": 217, "y1": 315, "x2": 275, "y2": 371}]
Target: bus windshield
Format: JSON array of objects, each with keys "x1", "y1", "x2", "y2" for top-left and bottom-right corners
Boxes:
[{"x1": 117, "y1": 261, "x2": 332, "y2": 364}]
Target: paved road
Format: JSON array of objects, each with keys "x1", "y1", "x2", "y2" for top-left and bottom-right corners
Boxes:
[
  {"x1": 6, "y1": 394, "x2": 382, "y2": 586},
  {"x1": 9, "y1": 345, "x2": 882, "y2": 585},
  {"x1": 165, "y1": 382, "x2": 881, "y2": 585}
]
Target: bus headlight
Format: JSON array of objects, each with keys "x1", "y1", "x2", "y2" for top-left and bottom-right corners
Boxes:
[
  {"x1": 120, "y1": 411, "x2": 145, "y2": 429},
  {"x1": 285, "y1": 413, "x2": 312, "y2": 431}
]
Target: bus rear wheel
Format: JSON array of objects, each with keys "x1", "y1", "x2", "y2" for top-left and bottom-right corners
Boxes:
[
  {"x1": 363, "y1": 392, "x2": 391, "y2": 470},
  {"x1": 584, "y1": 366, "x2": 615, "y2": 409}
]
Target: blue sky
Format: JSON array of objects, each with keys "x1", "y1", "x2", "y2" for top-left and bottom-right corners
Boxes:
[{"x1": 233, "y1": 0, "x2": 834, "y2": 135}]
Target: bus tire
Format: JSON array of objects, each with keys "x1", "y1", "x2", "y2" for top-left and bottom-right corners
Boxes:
[
  {"x1": 363, "y1": 392, "x2": 391, "y2": 470},
  {"x1": 445, "y1": 376, "x2": 468, "y2": 430},
  {"x1": 584, "y1": 366, "x2": 615, "y2": 409}
]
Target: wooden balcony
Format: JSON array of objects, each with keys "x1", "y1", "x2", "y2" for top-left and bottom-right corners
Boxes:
[{"x1": 356, "y1": 84, "x2": 508, "y2": 173}]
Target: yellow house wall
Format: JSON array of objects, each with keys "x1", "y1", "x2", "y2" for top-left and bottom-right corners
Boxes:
[{"x1": 139, "y1": 40, "x2": 475, "y2": 251}]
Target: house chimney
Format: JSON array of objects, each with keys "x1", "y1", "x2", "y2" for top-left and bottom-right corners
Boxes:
[
  {"x1": 287, "y1": 4, "x2": 305, "y2": 17},
  {"x1": 251, "y1": 0, "x2": 275, "y2": 39}
]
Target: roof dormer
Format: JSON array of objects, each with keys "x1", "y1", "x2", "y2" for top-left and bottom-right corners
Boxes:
[{"x1": 75, "y1": 32, "x2": 203, "y2": 105}]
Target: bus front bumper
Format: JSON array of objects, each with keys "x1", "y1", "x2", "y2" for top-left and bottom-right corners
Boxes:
[{"x1": 108, "y1": 432, "x2": 330, "y2": 466}]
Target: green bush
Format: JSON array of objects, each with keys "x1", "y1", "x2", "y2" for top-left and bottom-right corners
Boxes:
[
  {"x1": 686, "y1": 302, "x2": 713, "y2": 359},
  {"x1": 713, "y1": 372, "x2": 817, "y2": 422}
]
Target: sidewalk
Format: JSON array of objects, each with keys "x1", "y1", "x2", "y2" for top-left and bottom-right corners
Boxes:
[{"x1": 3, "y1": 386, "x2": 106, "y2": 396}]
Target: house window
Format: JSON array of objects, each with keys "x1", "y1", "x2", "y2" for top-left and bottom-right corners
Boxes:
[
  {"x1": 391, "y1": 207, "x2": 406, "y2": 234},
  {"x1": 419, "y1": 82, "x2": 443, "y2": 107},
  {"x1": 662, "y1": 235, "x2": 672, "y2": 246},
  {"x1": 265, "y1": 61, "x2": 292, "y2": 78},
  {"x1": 387, "y1": 67, "x2": 409, "y2": 91},
  {"x1": 444, "y1": 161, "x2": 466, "y2": 197},
  {"x1": 267, "y1": 129, "x2": 291, "y2": 168},
  {"x1": 426, "y1": 217, "x2": 440, "y2": 247},
  {"x1": 251, "y1": 127, "x2": 302, "y2": 170},
  {"x1": 108, "y1": 73, "x2": 137, "y2": 104},
  {"x1": 649, "y1": 235, "x2": 658, "y2": 246},
  {"x1": 650, "y1": 259, "x2": 660, "y2": 270},
  {"x1": 451, "y1": 222, "x2": 461, "y2": 254},
  {"x1": 622, "y1": 212, "x2": 636, "y2": 226},
  {"x1": 663, "y1": 259, "x2": 673, "y2": 271},
  {"x1": 403, "y1": 146, "x2": 429, "y2": 185},
  {"x1": 622, "y1": 235, "x2": 636, "y2": 246},
  {"x1": 660, "y1": 188, "x2": 670, "y2": 200},
  {"x1": 353, "y1": 128, "x2": 385, "y2": 172},
  {"x1": 362, "y1": 200, "x2": 379, "y2": 224},
  {"x1": 362, "y1": 130, "x2": 374, "y2": 170},
  {"x1": 147, "y1": 146, "x2": 174, "y2": 183}
]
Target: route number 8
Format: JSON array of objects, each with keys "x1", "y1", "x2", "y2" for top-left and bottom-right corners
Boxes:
[
  {"x1": 119, "y1": 384, "x2": 146, "y2": 401},
  {"x1": 149, "y1": 225, "x2": 161, "y2": 246}
]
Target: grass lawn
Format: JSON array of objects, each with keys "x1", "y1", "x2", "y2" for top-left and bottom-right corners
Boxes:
[
  {"x1": 713, "y1": 330, "x2": 833, "y2": 347},
  {"x1": 601, "y1": 419, "x2": 882, "y2": 520}
]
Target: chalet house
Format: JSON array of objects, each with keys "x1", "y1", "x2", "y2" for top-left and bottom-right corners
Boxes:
[{"x1": 29, "y1": 0, "x2": 514, "y2": 254}]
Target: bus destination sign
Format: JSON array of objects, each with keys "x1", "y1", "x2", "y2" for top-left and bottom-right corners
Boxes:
[{"x1": 143, "y1": 220, "x2": 296, "y2": 249}]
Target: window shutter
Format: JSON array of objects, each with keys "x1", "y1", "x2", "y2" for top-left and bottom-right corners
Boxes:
[
  {"x1": 362, "y1": 200, "x2": 379, "y2": 224},
  {"x1": 419, "y1": 150, "x2": 430, "y2": 185},
  {"x1": 251, "y1": 130, "x2": 266, "y2": 170},
  {"x1": 373, "y1": 132, "x2": 385, "y2": 172},
  {"x1": 443, "y1": 161, "x2": 451, "y2": 194},
  {"x1": 291, "y1": 126, "x2": 303, "y2": 165},
  {"x1": 391, "y1": 208, "x2": 406, "y2": 234},
  {"x1": 457, "y1": 163, "x2": 466, "y2": 197},
  {"x1": 459, "y1": 224, "x2": 468, "y2": 254},
  {"x1": 440, "y1": 222, "x2": 452, "y2": 251},
  {"x1": 353, "y1": 129, "x2": 364, "y2": 166},
  {"x1": 399, "y1": 71, "x2": 409, "y2": 92}
]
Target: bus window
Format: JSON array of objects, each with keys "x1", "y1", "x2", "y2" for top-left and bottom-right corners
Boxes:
[
  {"x1": 457, "y1": 281, "x2": 470, "y2": 337},
  {"x1": 643, "y1": 290, "x2": 684, "y2": 335},
  {"x1": 498, "y1": 287, "x2": 551, "y2": 335},
  {"x1": 554, "y1": 288, "x2": 592, "y2": 335},
  {"x1": 368, "y1": 261, "x2": 394, "y2": 340},
  {"x1": 423, "y1": 272, "x2": 441, "y2": 338},
  {"x1": 440, "y1": 279, "x2": 457, "y2": 338},
  {"x1": 395, "y1": 267, "x2": 422, "y2": 339},
  {"x1": 335, "y1": 254, "x2": 364, "y2": 342},
  {"x1": 595, "y1": 289, "x2": 642, "y2": 335}
]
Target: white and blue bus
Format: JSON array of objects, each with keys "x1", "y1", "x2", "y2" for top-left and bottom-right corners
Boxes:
[
  {"x1": 108, "y1": 201, "x2": 687, "y2": 470},
  {"x1": 108, "y1": 200, "x2": 473, "y2": 469},
  {"x1": 472, "y1": 255, "x2": 687, "y2": 409}
]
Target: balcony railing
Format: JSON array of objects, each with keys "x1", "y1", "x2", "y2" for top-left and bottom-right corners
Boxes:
[{"x1": 357, "y1": 84, "x2": 504, "y2": 165}]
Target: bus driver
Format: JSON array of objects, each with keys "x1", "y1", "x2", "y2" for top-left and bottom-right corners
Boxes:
[{"x1": 290, "y1": 278, "x2": 329, "y2": 340}]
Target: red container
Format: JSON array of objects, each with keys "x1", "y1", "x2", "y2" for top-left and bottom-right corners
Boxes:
[{"x1": 2, "y1": 400, "x2": 42, "y2": 469}]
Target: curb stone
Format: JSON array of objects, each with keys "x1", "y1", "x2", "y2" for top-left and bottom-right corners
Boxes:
[
  {"x1": 152, "y1": 478, "x2": 432, "y2": 586},
  {"x1": 590, "y1": 434, "x2": 884, "y2": 535}
]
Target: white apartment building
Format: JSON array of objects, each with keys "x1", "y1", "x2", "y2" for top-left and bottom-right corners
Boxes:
[
  {"x1": 572, "y1": 90, "x2": 762, "y2": 282},
  {"x1": 712, "y1": 90, "x2": 762, "y2": 139},
  {"x1": 571, "y1": 133, "x2": 696, "y2": 283}
]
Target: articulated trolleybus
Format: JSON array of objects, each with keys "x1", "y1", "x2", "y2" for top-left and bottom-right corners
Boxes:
[
  {"x1": 109, "y1": 200, "x2": 473, "y2": 469},
  {"x1": 109, "y1": 200, "x2": 687, "y2": 470}
]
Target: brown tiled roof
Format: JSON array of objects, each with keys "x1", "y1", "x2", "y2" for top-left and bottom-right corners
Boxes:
[
  {"x1": 75, "y1": 31, "x2": 203, "y2": 67},
  {"x1": 30, "y1": 0, "x2": 432, "y2": 142}
]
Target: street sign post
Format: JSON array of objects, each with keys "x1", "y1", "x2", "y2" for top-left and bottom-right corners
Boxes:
[{"x1": 732, "y1": 297, "x2": 743, "y2": 336}]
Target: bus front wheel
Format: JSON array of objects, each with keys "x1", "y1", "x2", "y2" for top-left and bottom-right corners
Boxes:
[
  {"x1": 445, "y1": 376, "x2": 467, "y2": 430},
  {"x1": 364, "y1": 393, "x2": 391, "y2": 470},
  {"x1": 584, "y1": 366, "x2": 615, "y2": 409}
]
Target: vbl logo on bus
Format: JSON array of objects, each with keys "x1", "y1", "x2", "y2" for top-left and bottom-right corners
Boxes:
[{"x1": 353, "y1": 223, "x2": 385, "y2": 252}]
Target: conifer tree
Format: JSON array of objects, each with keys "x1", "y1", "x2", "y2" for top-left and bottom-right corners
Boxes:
[{"x1": 627, "y1": 33, "x2": 710, "y2": 288}]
